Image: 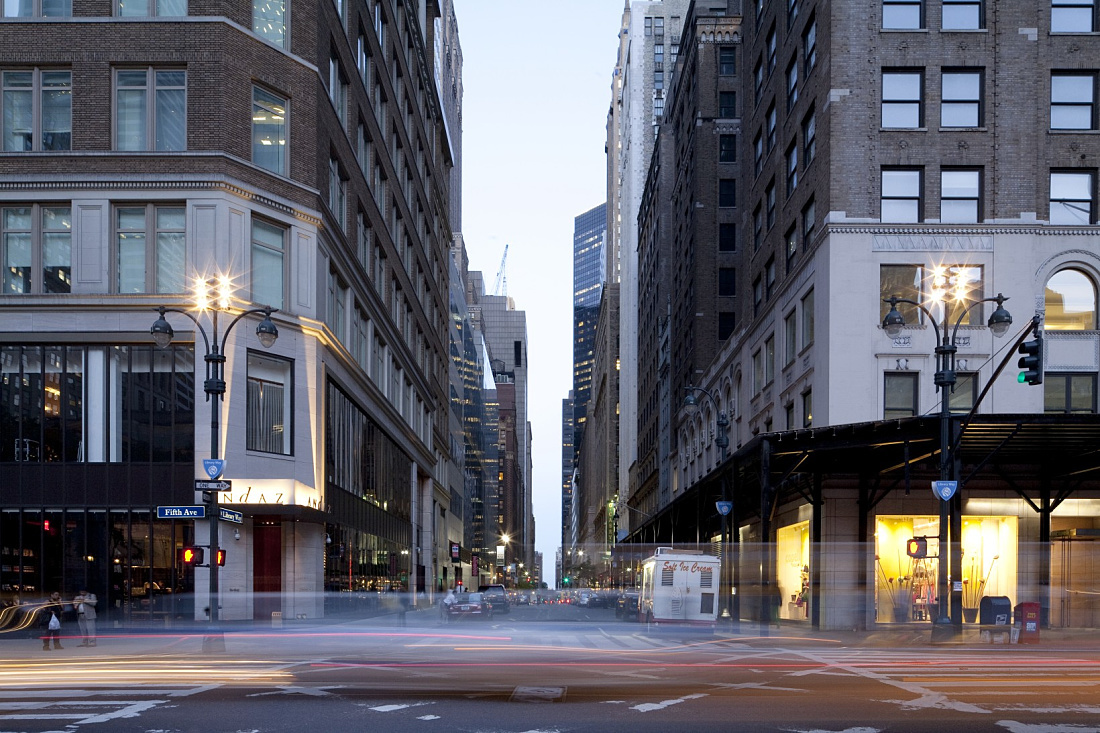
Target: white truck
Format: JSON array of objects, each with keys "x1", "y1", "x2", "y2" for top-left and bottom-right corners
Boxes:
[{"x1": 637, "y1": 547, "x2": 721, "y2": 627}]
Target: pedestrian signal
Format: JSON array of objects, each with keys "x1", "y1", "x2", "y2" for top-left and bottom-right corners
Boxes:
[
  {"x1": 179, "y1": 546, "x2": 204, "y2": 565},
  {"x1": 216, "y1": 549, "x2": 226, "y2": 566},
  {"x1": 906, "y1": 538, "x2": 928, "y2": 558}
]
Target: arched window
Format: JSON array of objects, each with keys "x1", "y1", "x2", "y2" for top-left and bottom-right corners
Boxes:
[{"x1": 1045, "y1": 268, "x2": 1098, "y2": 330}]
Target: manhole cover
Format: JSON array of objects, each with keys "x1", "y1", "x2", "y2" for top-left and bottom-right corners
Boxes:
[{"x1": 511, "y1": 686, "x2": 566, "y2": 703}]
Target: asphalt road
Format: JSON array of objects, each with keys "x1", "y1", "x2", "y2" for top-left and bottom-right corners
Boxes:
[{"x1": 1, "y1": 603, "x2": 1098, "y2": 732}]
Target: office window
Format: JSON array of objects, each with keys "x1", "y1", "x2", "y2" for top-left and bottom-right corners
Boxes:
[
  {"x1": 785, "y1": 403, "x2": 795, "y2": 429},
  {"x1": 357, "y1": 211, "x2": 371, "y2": 268},
  {"x1": 252, "y1": 86, "x2": 287, "y2": 175},
  {"x1": 766, "y1": 256, "x2": 776, "y2": 299},
  {"x1": 803, "y1": 16, "x2": 817, "y2": 73},
  {"x1": 767, "y1": 26, "x2": 777, "y2": 75},
  {"x1": 328, "y1": 55, "x2": 348, "y2": 126},
  {"x1": 753, "y1": 349, "x2": 764, "y2": 392},
  {"x1": 940, "y1": 169, "x2": 981, "y2": 223},
  {"x1": 644, "y1": 16, "x2": 652, "y2": 35},
  {"x1": 803, "y1": 108, "x2": 816, "y2": 164},
  {"x1": 719, "y1": 179, "x2": 736, "y2": 207},
  {"x1": 765, "y1": 335, "x2": 775, "y2": 385},
  {"x1": 719, "y1": 91, "x2": 736, "y2": 117},
  {"x1": 1051, "y1": 72, "x2": 1097, "y2": 130},
  {"x1": 881, "y1": 264, "x2": 984, "y2": 325},
  {"x1": 801, "y1": 288, "x2": 814, "y2": 346},
  {"x1": 786, "y1": 142, "x2": 798, "y2": 196},
  {"x1": 329, "y1": 157, "x2": 346, "y2": 231},
  {"x1": 883, "y1": 0, "x2": 922, "y2": 29},
  {"x1": 719, "y1": 267, "x2": 736, "y2": 297},
  {"x1": 253, "y1": 0, "x2": 285, "y2": 46},
  {"x1": 718, "y1": 312, "x2": 736, "y2": 341},
  {"x1": 1, "y1": 205, "x2": 70, "y2": 295},
  {"x1": 880, "y1": 264, "x2": 924, "y2": 325},
  {"x1": 1045, "y1": 268, "x2": 1097, "y2": 330},
  {"x1": 115, "y1": 69, "x2": 185, "y2": 151},
  {"x1": 719, "y1": 223, "x2": 736, "y2": 252},
  {"x1": 786, "y1": 57, "x2": 799, "y2": 111},
  {"x1": 881, "y1": 169, "x2": 922, "y2": 223},
  {"x1": 942, "y1": 69, "x2": 982, "y2": 127},
  {"x1": 117, "y1": 0, "x2": 185, "y2": 15},
  {"x1": 784, "y1": 311, "x2": 797, "y2": 365},
  {"x1": 2, "y1": 0, "x2": 69, "y2": 15},
  {"x1": 884, "y1": 372, "x2": 919, "y2": 419},
  {"x1": 1046, "y1": 374, "x2": 1097, "y2": 413},
  {"x1": 882, "y1": 70, "x2": 923, "y2": 128},
  {"x1": 802, "y1": 389, "x2": 813, "y2": 427},
  {"x1": 1052, "y1": 0, "x2": 1097, "y2": 32},
  {"x1": 251, "y1": 218, "x2": 285, "y2": 308},
  {"x1": 654, "y1": 44, "x2": 664, "y2": 67},
  {"x1": 719, "y1": 134, "x2": 736, "y2": 163},
  {"x1": 753, "y1": 205, "x2": 763, "y2": 250},
  {"x1": 720, "y1": 46, "x2": 736, "y2": 75},
  {"x1": 654, "y1": 16, "x2": 664, "y2": 36},
  {"x1": 247, "y1": 351, "x2": 292, "y2": 454},
  {"x1": 754, "y1": 59, "x2": 764, "y2": 102},
  {"x1": 115, "y1": 205, "x2": 185, "y2": 294},
  {"x1": 2, "y1": 69, "x2": 70, "y2": 151},
  {"x1": 766, "y1": 103, "x2": 777, "y2": 151},
  {"x1": 754, "y1": 132, "x2": 764, "y2": 175},
  {"x1": 949, "y1": 372, "x2": 978, "y2": 413},
  {"x1": 766, "y1": 182, "x2": 776, "y2": 229},
  {"x1": 1050, "y1": 171, "x2": 1095, "y2": 224},
  {"x1": 943, "y1": 0, "x2": 982, "y2": 29},
  {"x1": 785, "y1": 224, "x2": 797, "y2": 261},
  {"x1": 654, "y1": 69, "x2": 664, "y2": 90},
  {"x1": 327, "y1": 268, "x2": 347, "y2": 341},
  {"x1": 802, "y1": 197, "x2": 816, "y2": 243},
  {"x1": 753, "y1": 275, "x2": 763, "y2": 316}
]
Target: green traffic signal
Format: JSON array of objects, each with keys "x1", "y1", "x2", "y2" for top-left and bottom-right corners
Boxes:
[{"x1": 1017, "y1": 330, "x2": 1043, "y2": 386}]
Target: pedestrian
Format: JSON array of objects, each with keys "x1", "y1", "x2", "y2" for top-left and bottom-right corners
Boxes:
[
  {"x1": 441, "y1": 587, "x2": 456, "y2": 622},
  {"x1": 40, "y1": 591, "x2": 63, "y2": 651},
  {"x1": 74, "y1": 589, "x2": 97, "y2": 647}
]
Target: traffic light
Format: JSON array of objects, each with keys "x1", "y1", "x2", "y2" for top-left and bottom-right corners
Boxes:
[
  {"x1": 1017, "y1": 327, "x2": 1043, "y2": 386},
  {"x1": 178, "y1": 546, "x2": 204, "y2": 565},
  {"x1": 906, "y1": 538, "x2": 928, "y2": 558},
  {"x1": 216, "y1": 549, "x2": 226, "y2": 566}
]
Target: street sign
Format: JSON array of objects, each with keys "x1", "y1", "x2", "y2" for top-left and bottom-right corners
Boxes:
[
  {"x1": 931, "y1": 480, "x2": 958, "y2": 501},
  {"x1": 219, "y1": 507, "x2": 243, "y2": 524},
  {"x1": 715, "y1": 501, "x2": 733, "y2": 516},
  {"x1": 157, "y1": 505, "x2": 205, "y2": 519},
  {"x1": 203, "y1": 458, "x2": 226, "y2": 479},
  {"x1": 195, "y1": 479, "x2": 232, "y2": 491}
]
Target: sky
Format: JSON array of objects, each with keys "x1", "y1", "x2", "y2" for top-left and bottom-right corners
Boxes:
[{"x1": 451, "y1": 0, "x2": 627, "y2": 580}]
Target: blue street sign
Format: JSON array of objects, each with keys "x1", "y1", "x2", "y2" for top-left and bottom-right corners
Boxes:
[
  {"x1": 203, "y1": 459, "x2": 226, "y2": 479},
  {"x1": 157, "y1": 506, "x2": 205, "y2": 519},
  {"x1": 931, "y1": 480, "x2": 958, "y2": 501},
  {"x1": 715, "y1": 501, "x2": 733, "y2": 516},
  {"x1": 219, "y1": 507, "x2": 243, "y2": 524}
]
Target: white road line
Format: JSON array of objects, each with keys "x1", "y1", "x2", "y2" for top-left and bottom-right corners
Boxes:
[{"x1": 631, "y1": 692, "x2": 708, "y2": 713}]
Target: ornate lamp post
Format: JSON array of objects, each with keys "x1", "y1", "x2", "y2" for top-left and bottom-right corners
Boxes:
[
  {"x1": 882, "y1": 275, "x2": 1011, "y2": 634},
  {"x1": 151, "y1": 277, "x2": 279, "y2": 638}
]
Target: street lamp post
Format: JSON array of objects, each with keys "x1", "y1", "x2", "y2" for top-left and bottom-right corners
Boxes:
[
  {"x1": 882, "y1": 285, "x2": 1011, "y2": 634},
  {"x1": 684, "y1": 385, "x2": 736, "y2": 631},
  {"x1": 151, "y1": 277, "x2": 279, "y2": 642}
]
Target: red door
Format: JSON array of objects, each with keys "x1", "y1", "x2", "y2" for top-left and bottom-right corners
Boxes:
[{"x1": 253, "y1": 520, "x2": 281, "y2": 621}]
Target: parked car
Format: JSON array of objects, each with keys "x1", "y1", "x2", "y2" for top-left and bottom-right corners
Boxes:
[
  {"x1": 444, "y1": 592, "x2": 493, "y2": 622},
  {"x1": 616, "y1": 590, "x2": 639, "y2": 620},
  {"x1": 478, "y1": 584, "x2": 510, "y2": 614}
]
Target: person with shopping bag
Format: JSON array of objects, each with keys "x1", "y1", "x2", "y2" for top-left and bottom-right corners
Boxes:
[
  {"x1": 40, "y1": 591, "x2": 64, "y2": 651},
  {"x1": 74, "y1": 589, "x2": 97, "y2": 647}
]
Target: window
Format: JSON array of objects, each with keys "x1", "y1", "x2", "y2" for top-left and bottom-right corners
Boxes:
[
  {"x1": 1051, "y1": 72, "x2": 1097, "y2": 130},
  {"x1": 2, "y1": 69, "x2": 70, "y2": 151},
  {"x1": 719, "y1": 134, "x2": 736, "y2": 162},
  {"x1": 784, "y1": 311, "x2": 797, "y2": 365},
  {"x1": 949, "y1": 372, "x2": 978, "y2": 413},
  {"x1": 753, "y1": 275, "x2": 763, "y2": 316},
  {"x1": 250, "y1": 218, "x2": 285, "y2": 308},
  {"x1": 940, "y1": 169, "x2": 981, "y2": 223},
  {"x1": 719, "y1": 267, "x2": 736, "y2": 297},
  {"x1": 803, "y1": 108, "x2": 816, "y2": 164},
  {"x1": 801, "y1": 288, "x2": 814, "y2": 346},
  {"x1": 719, "y1": 179, "x2": 736, "y2": 207},
  {"x1": 247, "y1": 352, "x2": 292, "y2": 455},
  {"x1": 719, "y1": 223, "x2": 736, "y2": 251},
  {"x1": 943, "y1": 0, "x2": 982, "y2": 29},
  {"x1": 1052, "y1": 0, "x2": 1097, "y2": 32},
  {"x1": 115, "y1": 69, "x2": 185, "y2": 151},
  {"x1": 884, "y1": 372, "x2": 919, "y2": 419},
  {"x1": 357, "y1": 33, "x2": 371, "y2": 87},
  {"x1": 803, "y1": 16, "x2": 817, "y2": 73},
  {"x1": 718, "y1": 312, "x2": 736, "y2": 340},
  {"x1": 766, "y1": 256, "x2": 776, "y2": 299},
  {"x1": 2, "y1": 205, "x2": 70, "y2": 294},
  {"x1": 654, "y1": 16, "x2": 664, "y2": 36},
  {"x1": 785, "y1": 224, "x2": 797, "y2": 260},
  {"x1": 881, "y1": 168, "x2": 922, "y2": 223},
  {"x1": 754, "y1": 132, "x2": 764, "y2": 175},
  {"x1": 328, "y1": 55, "x2": 348, "y2": 126},
  {"x1": 802, "y1": 197, "x2": 816, "y2": 243},
  {"x1": 802, "y1": 389, "x2": 813, "y2": 427},
  {"x1": 654, "y1": 69, "x2": 664, "y2": 90},
  {"x1": 880, "y1": 264, "x2": 925, "y2": 325},
  {"x1": 117, "y1": 0, "x2": 185, "y2": 15},
  {"x1": 942, "y1": 69, "x2": 982, "y2": 127},
  {"x1": 3, "y1": 0, "x2": 69, "y2": 16},
  {"x1": 252, "y1": 86, "x2": 287, "y2": 175},
  {"x1": 1050, "y1": 171, "x2": 1095, "y2": 224},
  {"x1": 720, "y1": 46, "x2": 736, "y2": 75},
  {"x1": 765, "y1": 335, "x2": 775, "y2": 385},
  {"x1": 786, "y1": 141, "x2": 798, "y2": 195},
  {"x1": 644, "y1": 16, "x2": 652, "y2": 35},
  {"x1": 754, "y1": 59, "x2": 764, "y2": 102},
  {"x1": 719, "y1": 91, "x2": 736, "y2": 118},
  {"x1": 327, "y1": 268, "x2": 347, "y2": 341},
  {"x1": 329, "y1": 157, "x2": 347, "y2": 230},
  {"x1": 882, "y1": 70, "x2": 923, "y2": 128},
  {"x1": 357, "y1": 211, "x2": 372, "y2": 268},
  {"x1": 786, "y1": 57, "x2": 799, "y2": 111},
  {"x1": 766, "y1": 103, "x2": 777, "y2": 151},
  {"x1": 766, "y1": 182, "x2": 776, "y2": 229},
  {"x1": 883, "y1": 0, "x2": 922, "y2": 29},
  {"x1": 115, "y1": 205, "x2": 185, "y2": 293},
  {"x1": 880, "y1": 264, "x2": 985, "y2": 325},
  {"x1": 752, "y1": 349, "x2": 764, "y2": 392},
  {"x1": 1045, "y1": 268, "x2": 1097, "y2": 330},
  {"x1": 767, "y1": 26, "x2": 777, "y2": 75},
  {"x1": 1045, "y1": 374, "x2": 1097, "y2": 413},
  {"x1": 654, "y1": 44, "x2": 664, "y2": 68},
  {"x1": 753, "y1": 205, "x2": 763, "y2": 249},
  {"x1": 254, "y1": 0, "x2": 285, "y2": 46}
]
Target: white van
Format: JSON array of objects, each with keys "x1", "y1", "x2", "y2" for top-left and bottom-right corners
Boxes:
[{"x1": 637, "y1": 547, "x2": 721, "y2": 627}]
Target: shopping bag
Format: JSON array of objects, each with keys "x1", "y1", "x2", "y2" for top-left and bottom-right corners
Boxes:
[{"x1": 48, "y1": 612, "x2": 60, "y2": 631}]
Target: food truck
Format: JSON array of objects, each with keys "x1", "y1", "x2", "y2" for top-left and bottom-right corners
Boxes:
[{"x1": 637, "y1": 547, "x2": 721, "y2": 626}]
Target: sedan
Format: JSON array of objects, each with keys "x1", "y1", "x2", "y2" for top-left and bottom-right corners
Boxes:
[{"x1": 444, "y1": 592, "x2": 493, "y2": 622}]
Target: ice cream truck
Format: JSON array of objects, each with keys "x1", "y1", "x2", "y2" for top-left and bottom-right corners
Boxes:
[{"x1": 637, "y1": 547, "x2": 721, "y2": 626}]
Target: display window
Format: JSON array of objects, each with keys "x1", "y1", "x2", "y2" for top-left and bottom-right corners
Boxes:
[
  {"x1": 777, "y1": 520, "x2": 809, "y2": 620},
  {"x1": 875, "y1": 515, "x2": 1017, "y2": 623}
]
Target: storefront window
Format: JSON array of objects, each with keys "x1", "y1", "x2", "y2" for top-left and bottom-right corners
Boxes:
[{"x1": 777, "y1": 521, "x2": 810, "y2": 620}]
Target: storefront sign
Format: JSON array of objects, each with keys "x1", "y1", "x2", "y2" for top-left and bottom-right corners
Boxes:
[{"x1": 205, "y1": 479, "x2": 323, "y2": 510}]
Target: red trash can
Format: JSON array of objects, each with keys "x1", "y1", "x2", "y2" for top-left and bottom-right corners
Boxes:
[{"x1": 1014, "y1": 602, "x2": 1041, "y2": 644}]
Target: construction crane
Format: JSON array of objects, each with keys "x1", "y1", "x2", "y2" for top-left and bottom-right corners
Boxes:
[{"x1": 493, "y1": 244, "x2": 509, "y2": 296}]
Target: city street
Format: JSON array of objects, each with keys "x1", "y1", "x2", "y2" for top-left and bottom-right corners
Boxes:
[{"x1": 1, "y1": 605, "x2": 1098, "y2": 733}]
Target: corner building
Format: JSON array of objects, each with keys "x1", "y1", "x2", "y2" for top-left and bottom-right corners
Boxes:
[{"x1": 0, "y1": 0, "x2": 455, "y2": 622}]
